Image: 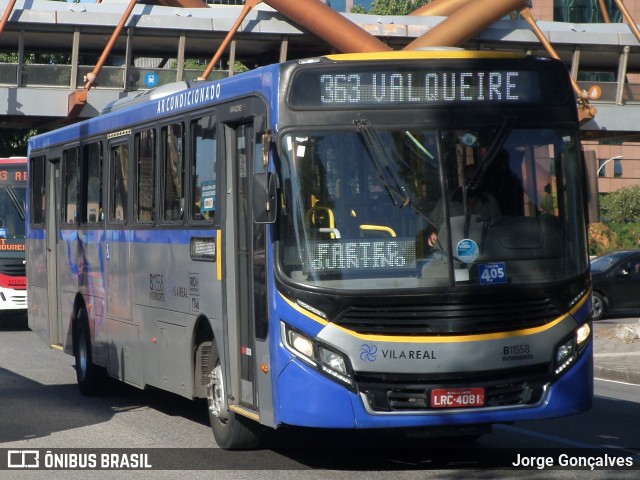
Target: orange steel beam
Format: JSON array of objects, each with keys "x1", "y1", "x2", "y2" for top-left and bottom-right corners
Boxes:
[
  {"x1": 263, "y1": 0, "x2": 391, "y2": 53},
  {"x1": 0, "y1": 0, "x2": 17, "y2": 37},
  {"x1": 84, "y1": 0, "x2": 138, "y2": 92},
  {"x1": 403, "y1": 0, "x2": 528, "y2": 50},
  {"x1": 68, "y1": 0, "x2": 139, "y2": 117},
  {"x1": 199, "y1": 0, "x2": 261, "y2": 81},
  {"x1": 614, "y1": 0, "x2": 640, "y2": 44},
  {"x1": 148, "y1": 0, "x2": 389, "y2": 53},
  {"x1": 519, "y1": 7, "x2": 596, "y2": 122},
  {"x1": 598, "y1": 0, "x2": 611, "y2": 23}
]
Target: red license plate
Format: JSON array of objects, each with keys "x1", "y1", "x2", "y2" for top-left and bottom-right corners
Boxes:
[{"x1": 430, "y1": 388, "x2": 485, "y2": 408}]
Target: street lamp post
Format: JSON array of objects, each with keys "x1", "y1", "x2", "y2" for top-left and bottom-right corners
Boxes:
[{"x1": 597, "y1": 155, "x2": 622, "y2": 176}]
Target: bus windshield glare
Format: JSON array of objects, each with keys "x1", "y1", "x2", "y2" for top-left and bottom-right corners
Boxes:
[{"x1": 277, "y1": 124, "x2": 587, "y2": 290}]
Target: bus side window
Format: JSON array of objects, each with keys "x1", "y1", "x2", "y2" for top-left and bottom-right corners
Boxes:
[
  {"x1": 191, "y1": 115, "x2": 217, "y2": 222},
  {"x1": 29, "y1": 156, "x2": 46, "y2": 226},
  {"x1": 82, "y1": 142, "x2": 103, "y2": 225},
  {"x1": 62, "y1": 147, "x2": 79, "y2": 225},
  {"x1": 135, "y1": 129, "x2": 155, "y2": 223},
  {"x1": 162, "y1": 122, "x2": 185, "y2": 222},
  {"x1": 110, "y1": 143, "x2": 129, "y2": 223}
]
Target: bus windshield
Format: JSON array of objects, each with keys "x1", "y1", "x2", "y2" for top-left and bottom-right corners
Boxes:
[
  {"x1": 0, "y1": 169, "x2": 27, "y2": 258},
  {"x1": 277, "y1": 123, "x2": 588, "y2": 290}
]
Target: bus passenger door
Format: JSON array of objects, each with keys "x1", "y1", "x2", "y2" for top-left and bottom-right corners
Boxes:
[{"x1": 223, "y1": 111, "x2": 269, "y2": 418}]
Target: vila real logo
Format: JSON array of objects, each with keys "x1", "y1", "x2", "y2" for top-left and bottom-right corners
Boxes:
[
  {"x1": 360, "y1": 344, "x2": 437, "y2": 362},
  {"x1": 359, "y1": 344, "x2": 378, "y2": 362}
]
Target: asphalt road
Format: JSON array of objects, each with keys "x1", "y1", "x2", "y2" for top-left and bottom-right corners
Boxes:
[{"x1": 2, "y1": 312, "x2": 640, "y2": 480}]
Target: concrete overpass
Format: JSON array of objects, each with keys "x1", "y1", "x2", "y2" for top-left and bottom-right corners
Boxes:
[{"x1": 1, "y1": 0, "x2": 640, "y2": 139}]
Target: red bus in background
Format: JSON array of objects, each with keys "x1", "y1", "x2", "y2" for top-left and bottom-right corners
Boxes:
[{"x1": 0, "y1": 157, "x2": 27, "y2": 311}]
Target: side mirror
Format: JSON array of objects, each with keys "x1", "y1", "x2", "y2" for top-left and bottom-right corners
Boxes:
[
  {"x1": 615, "y1": 268, "x2": 630, "y2": 277},
  {"x1": 252, "y1": 172, "x2": 277, "y2": 224}
]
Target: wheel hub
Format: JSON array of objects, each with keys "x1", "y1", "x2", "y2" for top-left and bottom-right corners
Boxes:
[{"x1": 207, "y1": 364, "x2": 229, "y2": 421}]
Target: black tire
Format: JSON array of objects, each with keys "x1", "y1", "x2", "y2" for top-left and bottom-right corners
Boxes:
[
  {"x1": 74, "y1": 308, "x2": 103, "y2": 396},
  {"x1": 591, "y1": 292, "x2": 606, "y2": 321},
  {"x1": 206, "y1": 341, "x2": 261, "y2": 449}
]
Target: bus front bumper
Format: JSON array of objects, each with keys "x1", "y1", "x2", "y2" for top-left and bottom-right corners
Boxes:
[{"x1": 274, "y1": 341, "x2": 593, "y2": 430}]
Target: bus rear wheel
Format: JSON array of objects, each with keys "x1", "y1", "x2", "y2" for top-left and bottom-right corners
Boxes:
[
  {"x1": 206, "y1": 343, "x2": 261, "y2": 449},
  {"x1": 74, "y1": 308, "x2": 104, "y2": 396}
]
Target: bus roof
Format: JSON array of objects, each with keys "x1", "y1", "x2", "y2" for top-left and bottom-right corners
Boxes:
[{"x1": 0, "y1": 157, "x2": 27, "y2": 164}]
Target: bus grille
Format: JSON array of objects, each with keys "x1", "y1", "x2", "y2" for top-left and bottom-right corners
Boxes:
[
  {"x1": 7, "y1": 294, "x2": 27, "y2": 306},
  {"x1": 357, "y1": 366, "x2": 551, "y2": 413},
  {"x1": 334, "y1": 299, "x2": 560, "y2": 335}
]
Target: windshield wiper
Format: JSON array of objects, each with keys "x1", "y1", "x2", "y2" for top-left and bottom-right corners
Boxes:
[
  {"x1": 354, "y1": 115, "x2": 438, "y2": 229},
  {"x1": 467, "y1": 115, "x2": 517, "y2": 191},
  {"x1": 6, "y1": 187, "x2": 25, "y2": 220}
]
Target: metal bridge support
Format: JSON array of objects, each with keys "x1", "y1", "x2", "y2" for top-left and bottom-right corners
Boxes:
[
  {"x1": 403, "y1": 0, "x2": 529, "y2": 50},
  {"x1": 0, "y1": 0, "x2": 17, "y2": 38},
  {"x1": 198, "y1": 0, "x2": 261, "y2": 81},
  {"x1": 263, "y1": 0, "x2": 391, "y2": 53},
  {"x1": 68, "y1": 0, "x2": 139, "y2": 117},
  {"x1": 519, "y1": 6, "x2": 597, "y2": 123}
]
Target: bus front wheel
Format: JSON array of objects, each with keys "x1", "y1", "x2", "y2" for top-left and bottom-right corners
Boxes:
[{"x1": 206, "y1": 342, "x2": 261, "y2": 449}]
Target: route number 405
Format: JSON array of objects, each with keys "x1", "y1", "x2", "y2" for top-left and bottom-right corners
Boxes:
[{"x1": 478, "y1": 262, "x2": 507, "y2": 285}]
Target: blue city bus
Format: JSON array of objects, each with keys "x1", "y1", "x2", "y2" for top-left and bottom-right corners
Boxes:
[{"x1": 27, "y1": 51, "x2": 593, "y2": 448}]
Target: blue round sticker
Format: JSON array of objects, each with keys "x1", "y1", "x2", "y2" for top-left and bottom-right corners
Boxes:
[
  {"x1": 145, "y1": 72, "x2": 159, "y2": 88},
  {"x1": 457, "y1": 239, "x2": 479, "y2": 263}
]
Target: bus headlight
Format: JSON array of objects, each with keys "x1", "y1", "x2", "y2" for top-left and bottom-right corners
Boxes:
[
  {"x1": 319, "y1": 346, "x2": 347, "y2": 374},
  {"x1": 576, "y1": 322, "x2": 591, "y2": 346},
  {"x1": 282, "y1": 322, "x2": 355, "y2": 388},
  {"x1": 287, "y1": 329, "x2": 315, "y2": 362},
  {"x1": 554, "y1": 323, "x2": 591, "y2": 376}
]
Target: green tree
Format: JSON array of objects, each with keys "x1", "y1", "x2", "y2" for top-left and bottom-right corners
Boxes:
[
  {"x1": 351, "y1": 0, "x2": 432, "y2": 15},
  {"x1": 600, "y1": 185, "x2": 640, "y2": 223},
  {"x1": 589, "y1": 186, "x2": 640, "y2": 255},
  {"x1": 0, "y1": 129, "x2": 37, "y2": 157}
]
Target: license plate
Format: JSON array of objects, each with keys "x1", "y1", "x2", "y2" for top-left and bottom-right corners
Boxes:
[{"x1": 430, "y1": 387, "x2": 485, "y2": 408}]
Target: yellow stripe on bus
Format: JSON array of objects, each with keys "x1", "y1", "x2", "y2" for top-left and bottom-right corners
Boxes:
[
  {"x1": 229, "y1": 405, "x2": 260, "y2": 422},
  {"x1": 216, "y1": 230, "x2": 222, "y2": 281}
]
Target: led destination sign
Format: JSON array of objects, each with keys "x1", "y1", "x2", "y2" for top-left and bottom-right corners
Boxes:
[
  {"x1": 305, "y1": 238, "x2": 416, "y2": 273},
  {"x1": 290, "y1": 65, "x2": 564, "y2": 108},
  {"x1": 0, "y1": 168, "x2": 27, "y2": 184}
]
